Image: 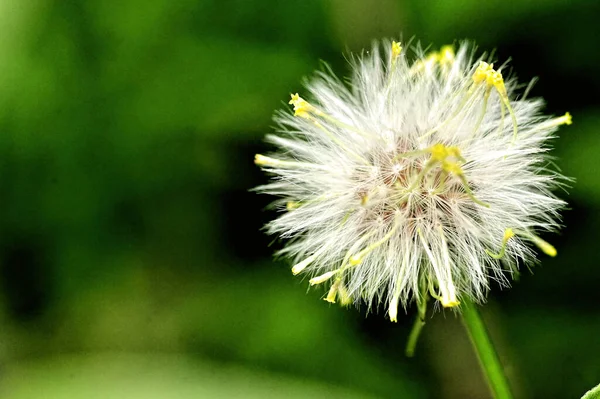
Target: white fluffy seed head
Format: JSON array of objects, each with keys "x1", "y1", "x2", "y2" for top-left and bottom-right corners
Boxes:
[{"x1": 254, "y1": 40, "x2": 570, "y2": 318}]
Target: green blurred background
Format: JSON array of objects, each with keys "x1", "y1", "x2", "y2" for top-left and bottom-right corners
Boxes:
[{"x1": 0, "y1": 1, "x2": 598, "y2": 398}]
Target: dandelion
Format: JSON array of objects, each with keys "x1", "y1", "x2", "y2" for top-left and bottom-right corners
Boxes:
[{"x1": 254, "y1": 40, "x2": 570, "y2": 322}]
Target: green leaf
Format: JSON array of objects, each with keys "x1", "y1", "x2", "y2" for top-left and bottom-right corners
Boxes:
[
  {"x1": 582, "y1": 383, "x2": 600, "y2": 399},
  {"x1": 3, "y1": 353, "x2": 379, "y2": 399}
]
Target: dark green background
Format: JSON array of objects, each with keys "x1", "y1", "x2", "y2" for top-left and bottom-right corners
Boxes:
[{"x1": 0, "y1": 1, "x2": 598, "y2": 398}]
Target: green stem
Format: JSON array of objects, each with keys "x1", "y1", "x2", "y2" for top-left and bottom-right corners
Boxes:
[
  {"x1": 405, "y1": 283, "x2": 429, "y2": 357},
  {"x1": 461, "y1": 299, "x2": 513, "y2": 399},
  {"x1": 405, "y1": 313, "x2": 425, "y2": 357}
]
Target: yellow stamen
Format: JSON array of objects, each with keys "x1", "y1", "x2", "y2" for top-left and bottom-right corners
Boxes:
[
  {"x1": 289, "y1": 93, "x2": 370, "y2": 140},
  {"x1": 391, "y1": 41, "x2": 402, "y2": 63},
  {"x1": 410, "y1": 51, "x2": 439, "y2": 75},
  {"x1": 337, "y1": 283, "x2": 352, "y2": 306},
  {"x1": 292, "y1": 245, "x2": 330, "y2": 275},
  {"x1": 503, "y1": 228, "x2": 515, "y2": 241},
  {"x1": 554, "y1": 112, "x2": 573, "y2": 126},
  {"x1": 442, "y1": 161, "x2": 463, "y2": 175},
  {"x1": 514, "y1": 230, "x2": 558, "y2": 257},
  {"x1": 414, "y1": 144, "x2": 488, "y2": 207},
  {"x1": 254, "y1": 154, "x2": 328, "y2": 170},
  {"x1": 429, "y1": 144, "x2": 466, "y2": 177},
  {"x1": 438, "y1": 227, "x2": 460, "y2": 308},
  {"x1": 526, "y1": 112, "x2": 573, "y2": 135},
  {"x1": 472, "y1": 61, "x2": 494, "y2": 85},
  {"x1": 291, "y1": 254, "x2": 316, "y2": 275},
  {"x1": 529, "y1": 235, "x2": 557, "y2": 257},
  {"x1": 440, "y1": 288, "x2": 460, "y2": 308},
  {"x1": 439, "y1": 45, "x2": 455, "y2": 65},
  {"x1": 424, "y1": 52, "x2": 439, "y2": 70},
  {"x1": 254, "y1": 154, "x2": 283, "y2": 167},
  {"x1": 429, "y1": 143, "x2": 462, "y2": 163},
  {"x1": 429, "y1": 143, "x2": 449, "y2": 162},
  {"x1": 418, "y1": 228, "x2": 460, "y2": 308},
  {"x1": 331, "y1": 232, "x2": 378, "y2": 281},
  {"x1": 485, "y1": 228, "x2": 515, "y2": 259},
  {"x1": 472, "y1": 62, "x2": 518, "y2": 140},
  {"x1": 473, "y1": 62, "x2": 506, "y2": 92},
  {"x1": 289, "y1": 93, "x2": 314, "y2": 118},
  {"x1": 410, "y1": 45, "x2": 453, "y2": 75},
  {"x1": 325, "y1": 278, "x2": 341, "y2": 303},
  {"x1": 309, "y1": 270, "x2": 338, "y2": 286},
  {"x1": 489, "y1": 70, "x2": 507, "y2": 98},
  {"x1": 359, "y1": 193, "x2": 368, "y2": 206},
  {"x1": 286, "y1": 201, "x2": 301, "y2": 211},
  {"x1": 389, "y1": 294, "x2": 400, "y2": 322}
]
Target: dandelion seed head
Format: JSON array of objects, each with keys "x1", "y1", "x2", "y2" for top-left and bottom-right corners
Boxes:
[{"x1": 254, "y1": 40, "x2": 570, "y2": 319}]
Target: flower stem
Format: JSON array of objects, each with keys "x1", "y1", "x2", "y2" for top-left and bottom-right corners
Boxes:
[
  {"x1": 461, "y1": 299, "x2": 513, "y2": 399},
  {"x1": 405, "y1": 279, "x2": 430, "y2": 357},
  {"x1": 405, "y1": 312, "x2": 426, "y2": 357}
]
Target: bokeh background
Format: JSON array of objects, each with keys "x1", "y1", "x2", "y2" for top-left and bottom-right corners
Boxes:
[{"x1": 0, "y1": 1, "x2": 599, "y2": 398}]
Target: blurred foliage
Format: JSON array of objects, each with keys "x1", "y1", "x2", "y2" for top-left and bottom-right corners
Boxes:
[
  {"x1": 582, "y1": 383, "x2": 600, "y2": 399},
  {"x1": 4, "y1": 353, "x2": 381, "y2": 399},
  {"x1": 0, "y1": 1, "x2": 598, "y2": 398}
]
